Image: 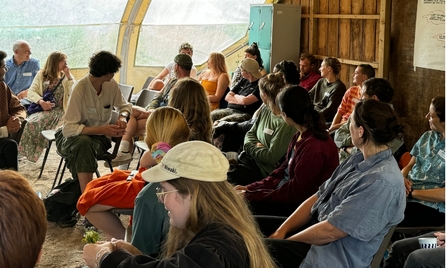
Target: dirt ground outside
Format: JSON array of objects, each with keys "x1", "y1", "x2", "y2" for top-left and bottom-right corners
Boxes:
[{"x1": 19, "y1": 143, "x2": 136, "y2": 268}]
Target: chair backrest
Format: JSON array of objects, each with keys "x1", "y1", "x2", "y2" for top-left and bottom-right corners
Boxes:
[
  {"x1": 10, "y1": 119, "x2": 27, "y2": 143},
  {"x1": 135, "y1": 89, "x2": 158, "y2": 108},
  {"x1": 142, "y1": 76, "x2": 155, "y2": 90},
  {"x1": 219, "y1": 87, "x2": 230, "y2": 109},
  {"x1": 370, "y1": 225, "x2": 397, "y2": 268},
  {"x1": 118, "y1": 83, "x2": 134, "y2": 102}
]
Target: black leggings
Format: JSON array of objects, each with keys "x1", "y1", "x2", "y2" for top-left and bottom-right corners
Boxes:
[{"x1": 398, "y1": 202, "x2": 445, "y2": 227}]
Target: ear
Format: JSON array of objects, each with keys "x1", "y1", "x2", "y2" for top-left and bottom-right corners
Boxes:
[
  {"x1": 358, "y1": 126, "x2": 365, "y2": 138},
  {"x1": 371, "y1": 95, "x2": 379, "y2": 101}
]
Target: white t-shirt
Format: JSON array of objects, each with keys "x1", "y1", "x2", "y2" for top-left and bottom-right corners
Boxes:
[{"x1": 165, "y1": 61, "x2": 197, "y2": 81}]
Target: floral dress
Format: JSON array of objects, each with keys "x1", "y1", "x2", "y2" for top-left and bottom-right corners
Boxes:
[{"x1": 19, "y1": 80, "x2": 65, "y2": 162}]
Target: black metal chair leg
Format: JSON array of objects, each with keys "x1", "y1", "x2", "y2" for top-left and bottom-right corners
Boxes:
[{"x1": 38, "y1": 140, "x2": 53, "y2": 179}]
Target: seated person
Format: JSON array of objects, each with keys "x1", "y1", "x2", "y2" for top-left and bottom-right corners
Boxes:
[
  {"x1": 77, "y1": 107, "x2": 190, "y2": 240},
  {"x1": 198, "y1": 52, "x2": 230, "y2": 111},
  {"x1": 130, "y1": 79, "x2": 213, "y2": 255},
  {"x1": 308, "y1": 57, "x2": 346, "y2": 122},
  {"x1": 4, "y1": 40, "x2": 40, "y2": 103},
  {"x1": 83, "y1": 141, "x2": 276, "y2": 268},
  {"x1": 231, "y1": 42, "x2": 267, "y2": 88},
  {"x1": 19, "y1": 51, "x2": 75, "y2": 162},
  {"x1": 234, "y1": 86, "x2": 339, "y2": 217},
  {"x1": 0, "y1": 170, "x2": 47, "y2": 267},
  {"x1": 298, "y1": 53, "x2": 321, "y2": 91},
  {"x1": 266, "y1": 99, "x2": 406, "y2": 268},
  {"x1": 55, "y1": 51, "x2": 132, "y2": 192},
  {"x1": 328, "y1": 64, "x2": 375, "y2": 133},
  {"x1": 227, "y1": 73, "x2": 296, "y2": 185},
  {"x1": 147, "y1": 42, "x2": 197, "y2": 90},
  {"x1": 213, "y1": 59, "x2": 300, "y2": 153},
  {"x1": 0, "y1": 50, "x2": 26, "y2": 171},
  {"x1": 334, "y1": 78, "x2": 403, "y2": 162},
  {"x1": 210, "y1": 58, "x2": 263, "y2": 123},
  {"x1": 384, "y1": 231, "x2": 445, "y2": 268},
  {"x1": 399, "y1": 96, "x2": 445, "y2": 227},
  {"x1": 110, "y1": 54, "x2": 193, "y2": 167}
]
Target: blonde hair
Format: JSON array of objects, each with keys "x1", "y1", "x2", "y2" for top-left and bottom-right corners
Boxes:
[
  {"x1": 42, "y1": 51, "x2": 67, "y2": 82},
  {"x1": 168, "y1": 78, "x2": 213, "y2": 143},
  {"x1": 162, "y1": 179, "x2": 275, "y2": 268},
  {"x1": 208, "y1": 52, "x2": 229, "y2": 75},
  {"x1": 144, "y1": 107, "x2": 191, "y2": 148}
]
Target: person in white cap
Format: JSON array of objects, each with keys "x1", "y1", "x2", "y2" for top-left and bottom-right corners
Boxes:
[
  {"x1": 83, "y1": 141, "x2": 275, "y2": 268},
  {"x1": 210, "y1": 57, "x2": 263, "y2": 124}
]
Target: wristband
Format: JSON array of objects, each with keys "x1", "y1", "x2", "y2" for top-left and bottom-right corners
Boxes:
[{"x1": 95, "y1": 247, "x2": 111, "y2": 268}]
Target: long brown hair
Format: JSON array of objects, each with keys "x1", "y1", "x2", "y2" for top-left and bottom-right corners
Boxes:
[
  {"x1": 168, "y1": 78, "x2": 213, "y2": 143},
  {"x1": 42, "y1": 51, "x2": 66, "y2": 82},
  {"x1": 162, "y1": 178, "x2": 275, "y2": 268}
]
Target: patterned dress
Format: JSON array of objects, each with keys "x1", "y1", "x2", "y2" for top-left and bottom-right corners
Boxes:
[{"x1": 19, "y1": 81, "x2": 65, "y2": 162}]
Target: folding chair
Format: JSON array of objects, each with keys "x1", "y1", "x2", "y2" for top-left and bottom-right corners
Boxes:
[
  {"x1": 370, "y1": 225, "x2": 397, "y2": 268},
  {"x1": 38, "y1": 129, "x2": 57, "y2": 179},
  {"x1": 118, "y1": 83, "x2": 134, "y2": 102}
]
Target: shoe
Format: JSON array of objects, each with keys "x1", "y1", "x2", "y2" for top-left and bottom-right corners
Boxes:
[{"x1": 105, "y1": 151, "x2": 132, "y2": 167}]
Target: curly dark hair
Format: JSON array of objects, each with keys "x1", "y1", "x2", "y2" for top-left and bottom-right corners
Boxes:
[
  {"x1": 0, "y1": 50, "x2": 7, "y2": 62},
  {"x1": 89, "y1": 51, "x2": 122, "y2": 77}
]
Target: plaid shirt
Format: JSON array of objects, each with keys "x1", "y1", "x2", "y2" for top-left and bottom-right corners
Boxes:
[{"x1": 337, "y1": 85, "x2": 361, "y2": 123}]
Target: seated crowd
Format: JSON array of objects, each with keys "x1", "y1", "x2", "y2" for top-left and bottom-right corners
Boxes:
[{"x1": 1, "y1": 38, "x2": 444, "y2": 268}]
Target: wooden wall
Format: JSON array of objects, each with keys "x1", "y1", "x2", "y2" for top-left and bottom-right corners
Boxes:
[{"x1": 285, "y1": 0, "x2": 445, "y2": 149}]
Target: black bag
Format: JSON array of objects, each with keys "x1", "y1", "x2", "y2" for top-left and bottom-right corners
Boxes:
[
  {"x1": 43, "y1": 178, "x2": 81, "y2": 228},
  {"x1": 27, "y1": 76, "x2": 64, "y2": 115}
]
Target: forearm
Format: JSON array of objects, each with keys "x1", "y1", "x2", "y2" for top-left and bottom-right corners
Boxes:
[
  {"x1": 402, "y1": 156, "x2": 416, "y2": 177},
  {"x1": 287, "y1": 220, "x2": 348, "y2": 245},
  {"x1": 275, "y1": 194, "x2": 318, "y2": 235},
  {"x1": 81, "y1": 126, "x2": 105, "y2": 136},
  {"x1": 412, "y1": 188, "x2": 445, "y2": 202}
]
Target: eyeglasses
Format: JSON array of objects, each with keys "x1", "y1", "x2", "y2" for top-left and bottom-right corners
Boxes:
[{"x1": 156, "y1": 187, "x2": 179, "y2": 203}]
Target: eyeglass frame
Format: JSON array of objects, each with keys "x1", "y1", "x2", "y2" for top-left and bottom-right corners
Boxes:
[{"x1": 156, "y1": 187, "x2": 179, "y2": 203}]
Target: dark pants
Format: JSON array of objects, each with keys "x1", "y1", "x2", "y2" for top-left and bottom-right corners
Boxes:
[
  {"x1": 384, "y1": 232, "x2": 445, "y2": 268},
  {"x1": 55, "y1": 129, "x2": 110, "y2": 180},
  {"x1": 399, "y1": 202, "x2": 445, "y2": 227},
  {"x1": 0, "y1": 138, "x2": 18, "y2": 170},
  {"x1": 265, "y1": 238, "x2": 311, "y2": 268}
]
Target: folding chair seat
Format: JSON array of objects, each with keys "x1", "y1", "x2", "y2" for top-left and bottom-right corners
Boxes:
[{"x1": 118, "y1": 83, "x2": 134, "y2": 102}]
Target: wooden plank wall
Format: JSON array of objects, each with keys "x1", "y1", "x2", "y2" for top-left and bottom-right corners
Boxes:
[
  {"x1": 285, "y1": 0, "x2": 445, "y2": 149},
  {"x1": 286, "y1": 0, "x2": 383, "y2": 86}
]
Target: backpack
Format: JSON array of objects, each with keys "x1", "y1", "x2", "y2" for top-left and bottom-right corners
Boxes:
[{"x1": 43, "y1": 178, "x2": 81, "y2": 228}]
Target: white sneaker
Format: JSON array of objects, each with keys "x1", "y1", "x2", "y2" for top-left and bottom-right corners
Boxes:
[{"x1": 106, "y1": 152, "x2": 132, "y2": 167}]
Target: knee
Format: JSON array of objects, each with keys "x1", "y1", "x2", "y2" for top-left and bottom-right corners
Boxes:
[{"x1": 405, "y1": 250, "x2": 425, "y2": 267}]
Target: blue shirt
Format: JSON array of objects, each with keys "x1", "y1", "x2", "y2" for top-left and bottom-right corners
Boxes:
[
  {"x1": 408, "y1": 130, "x2": 445, "y2": 213},
  {"x1": 301, "y1": 149, "x2": 406, "y2": 268},
  {"x1": 5, "y1": 57, "x2": 40, "y2": 95}
]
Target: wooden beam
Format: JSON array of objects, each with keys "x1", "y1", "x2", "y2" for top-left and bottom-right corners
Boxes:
[
  {"x1": 378, "y1": 0, "x2": 391, "y2": 78},
  {"x1": 314, "y1": 54, "x2": 379, "y2": 68},
  {"x1": 301, "y1": 14, "x2": 380, "y2": 19}
]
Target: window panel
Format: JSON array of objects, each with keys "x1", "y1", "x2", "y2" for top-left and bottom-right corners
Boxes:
[
  {"x1": 136, "y1": 0, "x2": 265, "y2": 66},
  {"x1": 0, "y1": 25, "x2": 120, "y2": 68},
  {"x1": 0, "y1": 0, "x2": 126, "y2": 68}
]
